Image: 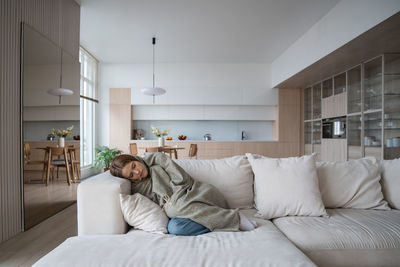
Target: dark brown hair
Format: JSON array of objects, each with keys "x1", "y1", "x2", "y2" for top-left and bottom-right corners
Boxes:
[{"x1": 110, "y1": 154, "x2": 139, "y2": 178}]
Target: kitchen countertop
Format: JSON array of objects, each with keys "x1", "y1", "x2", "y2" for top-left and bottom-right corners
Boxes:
[
  {"x1": 130, "y1": 139, "x2": 278, "y2": 143},
  {"x1": 24, "y1": 140, "x2": 80, "y2": 142}
]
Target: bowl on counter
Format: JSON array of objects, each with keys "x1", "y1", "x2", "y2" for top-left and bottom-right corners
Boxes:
[{"x1": 178, "y1": 135, "x2": 187, "y2": 140}]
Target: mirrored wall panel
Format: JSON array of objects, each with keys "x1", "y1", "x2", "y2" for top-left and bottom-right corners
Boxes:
[{"x1": 22, "y1": 24, "x2": 80, "y2": 229}]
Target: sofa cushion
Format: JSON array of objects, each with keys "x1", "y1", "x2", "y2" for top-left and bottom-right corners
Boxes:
[
  {"x1": 316, "y1": 157, "x2": 390, "y2": 210},
  {"x1": 273, "y1": 209, "x2": 400, "y2": 267},
  {"x1": 175, "y1": 156, "x2": 254, "y2": 209},
  {"x1": 33, "y1": 209, "x2": 315, "y2": 267},
  {"x1": 246, "y1": 153, "x2": 327, "y2": 219},
  {"x1": 120, "y1": 193, "x2": 169, "y2": 234},
  {"x1": 381, "y1": 158, "x2": 400, "y2": 209}
]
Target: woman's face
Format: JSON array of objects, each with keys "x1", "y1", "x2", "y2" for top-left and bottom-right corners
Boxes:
[{"x1": 121, "y1": 160, "x2": 148, "y2": 180}]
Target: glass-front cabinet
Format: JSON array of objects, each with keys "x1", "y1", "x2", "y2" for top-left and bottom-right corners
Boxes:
[
  {"x1": 312, "y1": 83, "x2": 321, "y2": 119},
  {"x1": 304, "y1": 54, "x2": 400, "y2": 160},
  {"x1": 322, "y1": 78, "x2": 333, "y2": 98},
  {"x1": 364, "y1": 57, "x2": 382, "y2": 112},
  {"x1": 304, "y1": 122, "x2": 312, "y2": 155},
  {"x1": 347, "y1": 66, "x2": 361, "y2": 114},
  {"x1": 347, "y1": 115, "x2": 362, "y2": 160},
  {"x1": 334, "y1": 72, "x2": 346, "y2": 95},
  {"x1": 312, "y1": 120, "x2": 321, "y2": 160},
  {"x1": 304, "y1": 87, "x2": 312, "y2": 121},
  {"x1": 364, "y1": 111, "x2": 382, "y2": 160},
  {"x1": 384, "y1": 54, "x2": 400, "y2": 159}
]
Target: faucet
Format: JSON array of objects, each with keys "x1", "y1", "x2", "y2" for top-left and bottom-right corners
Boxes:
[{"x1": 241, "y1": 131, "x2": 246, "y2": 141}]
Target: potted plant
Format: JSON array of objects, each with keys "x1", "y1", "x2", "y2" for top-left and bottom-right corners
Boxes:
[
  {"x1": 51, "y1": 125, "x2": 74, "y2": 147},
  {"x1": 151, "y1": 126, "x2": 170, "y2": 147},
  {"x1": 95, "y1": 146, "x2": 122, "y2": 172}
]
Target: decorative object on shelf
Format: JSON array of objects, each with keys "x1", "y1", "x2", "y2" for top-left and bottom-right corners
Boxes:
[
  {"x1": 141, "y1": 37, "x2": 166, "y2": 104},
  {"x1": 95, "y1": 146, "x2": 122, "y2": 172},
  {"x1": 166, "y1": 137, "x2": 173, "y2": 140},
  {"x1": 47, "y1": 50, "x2": 74, "y2": 104},
  {"x1": 51, "y1": 125, "x2": 74, "y2": 147},
  {"x1": 178, "y1": 135, "x2": 187, "y2": 140},
  {"x1": 151, "y1": 126, "x2": 169, "y2": 147},
  {"x1": 204, "y1": 134, "x2": 212, "y2": 141}
]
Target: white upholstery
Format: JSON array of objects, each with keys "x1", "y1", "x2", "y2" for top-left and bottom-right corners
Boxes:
[
  {"x1": 381, "y1": 158, "x2": 400, "y2": 209},
  {"x1": 246, "y1": 153, "x2": 327, "y2": 219},
  {"x1": 77, "y1": 171, "x2": 130, "y2": 235},
  {"x1": 175, "y1": 156, "x2": 254, "y2": 209},
  {"x1": 120, "y1": 193, "x2": 169, "y2": 234},
  {"x1": 316, "y1": 158, "x2": 389, "y2": 210},
  {"x1": 33, "y1": 209, "x2": 316, "y2": 267},
  {"x1": 273, "y1": 209, "x2": 400, "y2": 267}
]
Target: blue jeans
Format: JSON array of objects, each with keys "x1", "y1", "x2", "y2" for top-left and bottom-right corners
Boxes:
[{"x1": 168, "y1": 218, "x2": 210, "y2": 236}]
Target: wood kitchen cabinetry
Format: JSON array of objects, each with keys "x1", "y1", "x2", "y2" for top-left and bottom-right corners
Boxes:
[{"x1": 304, "y1": 53, "x2": 400, "y2": 161}]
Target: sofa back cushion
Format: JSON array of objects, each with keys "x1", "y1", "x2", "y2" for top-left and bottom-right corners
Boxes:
[
  {"x1": 175, "y1": 156, "x2": 254, "y2": 209},
  {"x1": 246, "y1": 153, "x2": 327, "y2": 220},
  {"x1": 381, "y1": 158, "x2": 400, "y2": 209},
  {"x1": 316, "y1": 157, "x2": 389, "y2": 210}
]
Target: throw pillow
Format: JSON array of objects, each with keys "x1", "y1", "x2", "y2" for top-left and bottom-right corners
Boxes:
[
  {"x1": 381, "y1": 158, "x2": 400, "y2": 209},
  {"x1": 316, "y1": 157, "x2": 390, "y2": 210},
  {"x1": 119, "y1": 193, "x2": 169, "y2": 234},
  {"x1": 175, "y1": 156, "x2": 254, "y2": 209},
  {"x1": 246, "y1": 153, "x2": 327, "y2": 220}
]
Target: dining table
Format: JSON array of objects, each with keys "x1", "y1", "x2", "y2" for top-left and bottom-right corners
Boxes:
[
  {"x1": 35, "y1": 146, "x2": 79, "y2": 184},
  {"x1": 138, "y1": 146, "x2": 185, "y2": 159}
]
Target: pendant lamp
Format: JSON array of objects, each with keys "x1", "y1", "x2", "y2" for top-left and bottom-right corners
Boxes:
[
  {"x1": 141, "y1": 37, "x2": 166, "y2": 104},
  {"x1": 47, "y1": 50, "x2": 74, "y2": 104}
]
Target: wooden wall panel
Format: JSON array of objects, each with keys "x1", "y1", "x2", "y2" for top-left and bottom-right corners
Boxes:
[
  {"x1": 61, "y1": 0, "x2": 80, "y2": 58},
  {"x1": 1, "y1": 0, "x2": 23, "y2": 244},
  {"x1": 110, "y1": 88, "x2": 132, "y2": 154},
  {"x1": 0, "y1": 0, "x2": 80, "y2": 244}
]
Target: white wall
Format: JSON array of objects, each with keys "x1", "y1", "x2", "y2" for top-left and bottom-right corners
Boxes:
[
  {"x1": 98, "y1": 63, "x2": 276, "y2": 146},
  {"x1": 271, "y1": 0, "x2": 400, "y2": 87}
]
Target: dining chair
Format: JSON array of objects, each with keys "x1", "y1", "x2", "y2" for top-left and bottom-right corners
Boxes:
[
  {"x1": 68, "y1": 145, "x2": 80, "y2": 182},
  {"x1": 188, "y1": 144, "x2": 198, "y2": 159},
  {"x1": 24, "y1": 143, "x2": 47, "y2": 182},
  {"x1": 145, "y1": 147, "x2": 163, "y2": 153},
  {"x1": 46, "y1": 147, "x2": 71, "y2": 186},
  {"x1": 129, "y1": 143, "x2": 138, "y2": 155}
]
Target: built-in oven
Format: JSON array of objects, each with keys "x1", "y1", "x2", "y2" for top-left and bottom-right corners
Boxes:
[{"x1": 322, "y1": 116, "x2": 346, "y2": 139}]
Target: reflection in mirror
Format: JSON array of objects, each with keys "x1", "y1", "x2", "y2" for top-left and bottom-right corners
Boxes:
[{"x1": 22, "y1": 24, "x2": 80, "y2": 230}]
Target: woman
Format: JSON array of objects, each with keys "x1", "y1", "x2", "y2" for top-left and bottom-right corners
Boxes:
[{"x1": 110, "y1": 152, "x2": 255, "y2": 236}]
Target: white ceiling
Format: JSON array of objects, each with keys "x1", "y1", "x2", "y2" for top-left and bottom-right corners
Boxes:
[{"x1": 80, "y1": 0, "x2": 340, "y2": 63}]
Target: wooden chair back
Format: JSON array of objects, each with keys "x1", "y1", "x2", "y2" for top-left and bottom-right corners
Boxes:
[
  {"x1": 145, "y1": 147, "x2": 162, "y2": 153},
  {"x1": 49, "y1": 147, "x2": 66, "y2": 157},
  {"x1": 189, "y1": 144, "x2": 198, "y2": 158},
  {"x1": 129, "y1": 143, "x2": 138, "y2": 155},
  {"x1": 24, "y1": 143, "x2": 31, "y2": 159}
]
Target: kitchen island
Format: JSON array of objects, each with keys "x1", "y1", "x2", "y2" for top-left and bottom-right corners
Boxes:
[{"x1": 130, "y1": 139, "x2": 299, "y2": 160}]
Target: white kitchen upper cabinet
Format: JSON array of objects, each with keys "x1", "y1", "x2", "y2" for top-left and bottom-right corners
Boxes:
[
  {"x1": 167, "y1": 106, "x2": 204, "y2": 120},
  {"x1": 204, "y1": 106, "x2": 275, "y2": 120},
  {"x1": 131, "y1": 87, "x2": 277, "y2": 105}
]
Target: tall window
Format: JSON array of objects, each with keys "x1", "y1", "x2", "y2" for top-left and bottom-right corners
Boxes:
[{"x1": 79, "y1": 47, "x2": 98, "y2": 168}]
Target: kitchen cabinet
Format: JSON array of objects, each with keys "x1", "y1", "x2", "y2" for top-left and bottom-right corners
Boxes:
[
  {"x1": 304, "y1": 122, "x2": 312, "y2": 155},
  {"x1": 312, "y1": 83, "x2": 321, "y2": 119},
  {"x1": 347, "y1": 115, "x2": 362, "y2": 160},
  {"x1": 304, "y1": 53, "x2": 400, "y2": 161},
  {"x1": 347, "y1": 66, "x2": 362, "y2": 114},
  {"x1": 321, "y1": 139, "x2": 347, "y2": 162},
  {"x1": 384, "y1": 54, "x2": 400, "y2": 159}
]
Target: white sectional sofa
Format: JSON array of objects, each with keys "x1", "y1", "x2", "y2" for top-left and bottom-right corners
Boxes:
[{"x1": 33, "y1": 156, "x2": 400, "y2": 267}]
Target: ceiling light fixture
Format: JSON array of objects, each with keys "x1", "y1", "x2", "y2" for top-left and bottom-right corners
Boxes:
[
  {"x1": 47, "y1": 50, "x2": 74, "y2": 104},
  {"x1": 141, "y1": 37, "x2": 166, "y2": 104}
]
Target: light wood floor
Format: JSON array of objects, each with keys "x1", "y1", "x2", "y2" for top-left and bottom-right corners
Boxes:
[
  {"x1": 24, "y1": 170, "x2": 78, "y2": 229},
  {"x1": 0, "y1": 204, "x2": 77, "y2": 267}
]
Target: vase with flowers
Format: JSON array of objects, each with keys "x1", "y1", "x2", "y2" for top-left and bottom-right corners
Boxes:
[
  {"x1": 151, "y1": 126, "x2": 170, "y2": 147},
  {"x1": 50, "y1": 125, "x2": 74, "y2": 147}
]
